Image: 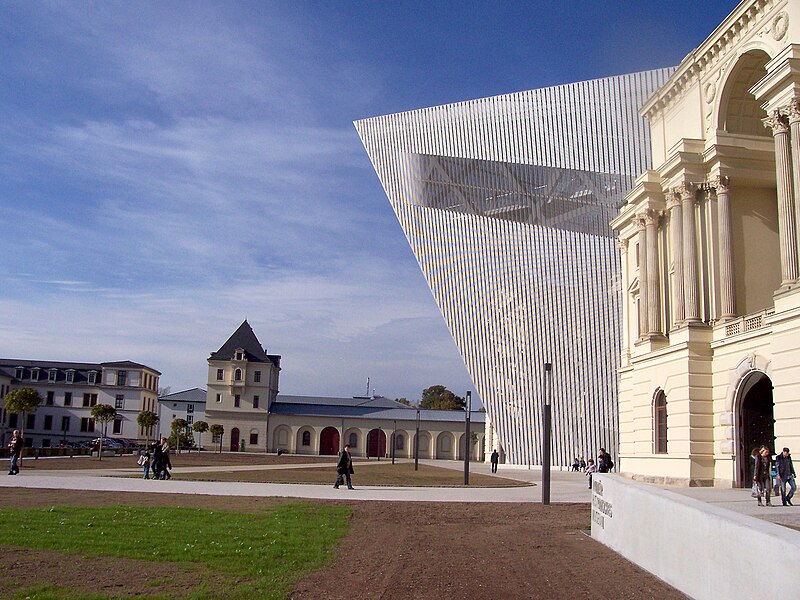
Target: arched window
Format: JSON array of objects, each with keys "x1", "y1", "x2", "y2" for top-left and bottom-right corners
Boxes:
[
  {"x1": 654, "y1": 389, "x2": 667, "y2": 454},
  {"x1": 302, "y1": 431, "x2": 311, "y2": 446},
  {"x1": 234, "y1": 368, "x2": 242, "y2": 381},
  {"x1": 348, "y1": 432, "x2": 358, "y2": 448},
  {"x1": 395, "y1": 434, "x2": 404, "y2": 450}
]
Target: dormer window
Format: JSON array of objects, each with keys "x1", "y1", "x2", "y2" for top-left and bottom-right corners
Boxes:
[
  {"x1": 48, "y1": 369, "x2": 58, "y2": 383},
  {"x1": 31, "y1": 368, "x2": 40, "y2": 381},
  {"x1": 14, "y1": 367, "x2": 24, "y2": 380},
  {"x1": 235, "y1": 351, "x2": 244, "y2": 361},
  {"x1": 66, "y1": 370, "x2": 75, "y2": 384},
  {"x1": 88, "y1": 371, "x2": 98, "y2": 385}
]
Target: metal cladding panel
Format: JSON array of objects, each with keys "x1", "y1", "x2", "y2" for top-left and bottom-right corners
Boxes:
[{"x1": 355, "y1": 68, "x2": 673, "y2": 466}]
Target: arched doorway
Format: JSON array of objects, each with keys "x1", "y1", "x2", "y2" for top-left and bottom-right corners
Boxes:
[
  {"x1": 366, "y1": 428, "x2": 386, "y2": 458},
  {"x1": 436, "y1": 432, "x2": 454, "y2": 459},
  {"x1": 230, "y1": 427, "x2": 240, "y2": 452},
  {"x1": 736, "y1": 371, "x2": 774, "y2": 487},
  {"x1": 319, "y1": 427, "x2": 340, "y2": 455}
]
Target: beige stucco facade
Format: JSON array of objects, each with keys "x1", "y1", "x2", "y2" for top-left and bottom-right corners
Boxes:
[{"x1": 612, "y1": 0, "x2": 800, "y2": 487}]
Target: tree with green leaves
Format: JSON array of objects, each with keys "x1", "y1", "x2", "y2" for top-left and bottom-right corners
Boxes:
[
  {"x1": 137, "y1": 410, "x2": 159, "y2": 443},
  {"x1": 169, "y1": 418, "x2": 192, "y2": 453},
  {"x1": 4, "y1": 387, "x2": 42, "y2": 459},
  {"x1": 192, "y1": 420, "x2": 209, "y2": 450},
  {"x1": 419, "y1": 385, "x2": 465, "y2": 410},
  {"x1": 91, "y1": 404, "x2": 117, "y2": 461},
  {"x1": 210, "y1": 423, "x2": 224, "y2": 453}
]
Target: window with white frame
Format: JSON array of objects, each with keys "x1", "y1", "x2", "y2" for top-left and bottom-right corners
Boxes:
[
  {"x1": 115, "y1": 395, "x2": 124, "y2": 409},
  {"x1": 48, "y1": 369, "x2": 57, "y2": 382},
  {"x1": 66, "y1": 370, "x2": 75, "y2": 383}
]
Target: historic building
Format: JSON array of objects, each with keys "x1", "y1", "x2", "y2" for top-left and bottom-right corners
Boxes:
[
  {"x1": 612, "y1": 0, "x2": 800, "y2": 486},
  {"x1": 203, "y1": 320, "x2": 281, "y2": 452},
  {"x1": 203, "y1": 321, "x2": 485, "y2": 458},
  {"x1": 0, "y1": 358, "x2": 161, "y2": 448},
  {"x1": 157, "y1": 387, "x2": 206, "y2": 441},
  {"x1": 355, "y1": 67, "x2": 673, "y2": 467}
]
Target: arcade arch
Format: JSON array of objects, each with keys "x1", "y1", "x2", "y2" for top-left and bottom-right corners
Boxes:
[{"x1": 734, "y1": 370, "x2": 774, "y2": 487}]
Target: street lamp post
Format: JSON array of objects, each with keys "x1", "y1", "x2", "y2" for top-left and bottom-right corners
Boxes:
[
  {"x1": 415, "y1": 408, "x2": 420, "y2": 471},
  {"x1": 542, "y1": 362, "x2": 553, "y2": 505},
  {"x1": 463, "y1": 391, "x2": 472, "y2": 485}
]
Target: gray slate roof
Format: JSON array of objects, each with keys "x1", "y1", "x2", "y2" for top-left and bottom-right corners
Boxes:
[
  {"x1": 159, "y1": 387, "x2": 207, "y2": 403},
  {"x1": 209, "y1": 320, "x2": 280, "y2": 367},
  {"x1": 271, "y1": 394, "x2": 485, "y2": 424}
]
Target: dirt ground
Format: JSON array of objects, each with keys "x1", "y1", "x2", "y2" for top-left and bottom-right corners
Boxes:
[{"x1": 0, "y1": 489, "x2": 685, "y2": 599}]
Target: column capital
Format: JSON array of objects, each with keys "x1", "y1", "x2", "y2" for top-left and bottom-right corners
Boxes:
[
  {"x1": 790, "y1": 98, "x2": 800, "y2": 124},
  {"x1": 673, "y1": 182, "x2": 697, "y2": 202},
  {"x1": 642, "y1": 209, "x2": 662, "y2": 227},
  {"x1": 709, "y1": 175, "x2": 730, "y2": 195},
  {"x1": 665, "y1": 190, "x2": 681, "y2": 210},
  {"x1": 617, "y1": 237, "x2": 629, "y2": 252},
  {"x1": 634, "y1": 214, "x2": 647, "y2": 231},
  {"x1": 764, "y1": 109, "x2": 790, "y2": 135}
]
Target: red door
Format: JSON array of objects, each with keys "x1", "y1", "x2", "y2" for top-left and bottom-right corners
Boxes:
[
  {"x1": 230, "y1": 428, "x2": 240, "y2": 452},
  {"x1": 367, "y1": 429, "x2": 386, "y2": 458},
  {"x1": 319, "y1": 427, "x2": 340, "y2": 455}
]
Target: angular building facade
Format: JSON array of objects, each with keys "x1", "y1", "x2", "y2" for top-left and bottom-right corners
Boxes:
[{"x1": 355, "y1": 69, "x2": 673, "y2": 466}]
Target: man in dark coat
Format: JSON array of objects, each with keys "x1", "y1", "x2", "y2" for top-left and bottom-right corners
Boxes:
[
  {"x1": 334, "y1": 444, "x2": 355, "y2": 490},
  {"x1": 598, "y1": 447, "x2": 614, "y2": 473},
  {"x1": 490, "y1": 449, "x2": 499, "y2": 473},
  {"x1": 776, "y1": 447, "x2": 796, "y2": 506}
]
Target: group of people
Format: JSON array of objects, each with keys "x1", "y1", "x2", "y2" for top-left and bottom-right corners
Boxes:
[
  {"x1": 138, "y1": 436, "x2": 173, "y2": 480},
  {"x1": 752, "y1": 446, "x2": 796, "y2": 507},
  {"x1": 571, "y1": 448, "x2": 615, "y2": 489}
]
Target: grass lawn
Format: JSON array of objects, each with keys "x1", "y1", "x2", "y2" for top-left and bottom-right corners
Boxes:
[
  {"x1": 179, "y1": 462, "x2": 529, "y2": 487},
  {"x1": 0, "y1": 503, "x2": 349, "y2": 600}
]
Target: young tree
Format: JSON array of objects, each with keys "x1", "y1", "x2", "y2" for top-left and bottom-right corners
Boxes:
[
  {"x1": 192, "y1": 420, "x2": 209, "y2": 450},
  {"x1": 170, "y1": 418, "x2": 189, "y2": 454},
  {"x1": 419, "y1": 385, "x2": 466, "y2": 410},
  {"x1": 210, "y1": 423, "x2": 224, "y2": 454},
  {"x1": 91, "y1": 404, "x2": 117, "y2": 461},
  {"x1": 4, "y1": 387, "x2": 42, "y2": 457},
  {"x1": 137, "y1": 410, "x2": 159, "y2": 443}
]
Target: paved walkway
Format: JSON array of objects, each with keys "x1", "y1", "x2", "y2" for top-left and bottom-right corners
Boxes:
[{"x1": 2, "y1": 457, "x2": 798, "y2": 528}]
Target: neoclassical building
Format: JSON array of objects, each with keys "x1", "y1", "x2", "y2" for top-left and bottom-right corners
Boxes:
[
  {"x1": 612, "y1": 0, "x2": 800, "y2": 486},
  {"x1": 204, "y1": 321, "x2": 485, "y2": 459}
]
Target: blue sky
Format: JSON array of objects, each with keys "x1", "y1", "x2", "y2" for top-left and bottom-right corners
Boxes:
[{"x1": 0, "y1": 1, "x2": 737, "y2": 403}]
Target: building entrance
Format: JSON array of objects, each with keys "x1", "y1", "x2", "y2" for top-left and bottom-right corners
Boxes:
[
  {"x1": 319, "y1": 427, "x2": 340, "y2": 455},
  {"x1": 737, "y1": 372, "x2": 774, "y2": 487}
]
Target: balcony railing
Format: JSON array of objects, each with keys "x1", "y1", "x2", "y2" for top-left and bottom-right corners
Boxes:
[{"x1": 720, "y1": 308, "x2": 773, "y2": 338}]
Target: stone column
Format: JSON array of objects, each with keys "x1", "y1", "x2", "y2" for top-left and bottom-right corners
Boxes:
[
  {"x1": 712, "y1": 176, "x2": 736, "y2": 320},
  {"x1": 618, "y1": 237, "x2": 630, "y2": 357},
  {"x1": 644, "y1": 209, "x2": 662, "y2": 335},
  {"x1": 790, "y1": 98, "x2": 800, "y2": 275},
  {"x1": 666, "y1": 191, "x2": 684, "y2": 325},
  {"x1": 678, "y1": 183, "x2": 701, "y2": 322},
  {"x1": 635, "y1": 215, "x2": 648, "y2": 339},
  {"x1": 764, "y1": 109, "x2": 799, "y2": 286}
]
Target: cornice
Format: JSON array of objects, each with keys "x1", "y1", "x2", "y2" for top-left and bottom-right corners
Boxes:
[{"x1": 642, "y1": 0, "x2": 782, "y2": 121}]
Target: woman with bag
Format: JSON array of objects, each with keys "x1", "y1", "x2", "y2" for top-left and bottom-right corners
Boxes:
[{"x1": 754, "y1": 445, "x2": 773, "y2": 507}]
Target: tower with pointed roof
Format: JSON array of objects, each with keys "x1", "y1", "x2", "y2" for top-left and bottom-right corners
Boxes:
[{"x1": 204, "y1": 320, "x2": 281, "y2": 452}]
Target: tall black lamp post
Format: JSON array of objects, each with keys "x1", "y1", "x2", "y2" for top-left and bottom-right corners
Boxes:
[
  {"x1": 463, "y1": 391, "x2": 472, "y2": 485},
  {"x1": 414, "y1": 408, "x2": 420, "y2": 471},
  {"x1": 542, "y1": 362, "x2": 553, "y2": 505}
]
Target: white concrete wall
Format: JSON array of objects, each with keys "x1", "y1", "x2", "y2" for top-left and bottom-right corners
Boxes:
[{"x1": 591, "y1": 474, "x2": 800, "y2": 600}]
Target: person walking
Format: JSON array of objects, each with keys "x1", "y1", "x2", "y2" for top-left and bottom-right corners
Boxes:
[
  {"x1": 149, "y1": 439, "x2": 164, "y2": 480},
  {"x1": 776, "y1": 447, "x2": 796, "y2": 506},
  {"x1": 7, "y1": 430, "x2": 22, "y2": 475},
  {"x1": 490, "y1": 449, "x2": 499, "y2": 473},
  {"x1": 754, "y1": 445, "x2": 773, "y2": 506},
  {"x1": 334, "y1": 444, "x2": 355, "y2": 489},
  {"x1": 161, "y1": 437, "x2": 172, "y2": 480},
  {"x1": 138, "y1": 450, "x2": 151, "y2": 479}
]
